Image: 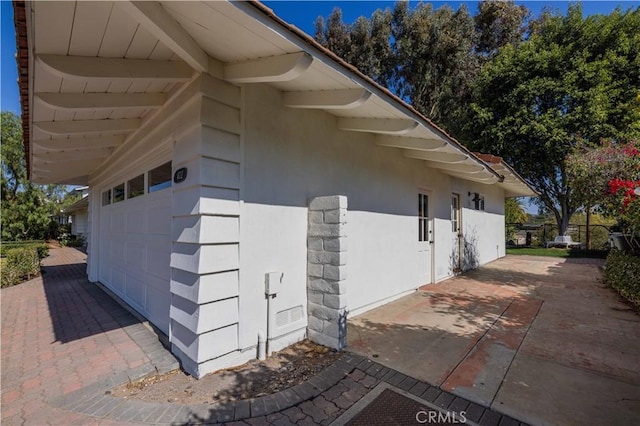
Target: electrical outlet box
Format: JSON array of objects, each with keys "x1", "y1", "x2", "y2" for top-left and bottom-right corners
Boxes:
[{"x1": 265, "y1": 272, "x2": 283, "y2": 296}]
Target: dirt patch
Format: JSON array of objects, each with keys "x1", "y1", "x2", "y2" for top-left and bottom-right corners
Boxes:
[{"x1": 111, "y1": 340, "x2": 342, "y2": 404}]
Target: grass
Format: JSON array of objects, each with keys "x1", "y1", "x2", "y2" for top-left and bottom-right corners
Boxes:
[{"x1": 507, "y1": 246, "x2": 609, "y2": 259}]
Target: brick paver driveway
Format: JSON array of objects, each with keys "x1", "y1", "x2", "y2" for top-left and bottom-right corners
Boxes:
[
  {"x1": 349, "y1": 255, "x2": 640, "y2": 426},
  {"x1": 1, "y1": 246, "x2": 176, "y2": 425}
]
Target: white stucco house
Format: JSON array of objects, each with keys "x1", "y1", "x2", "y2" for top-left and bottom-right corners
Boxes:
[
  {"x1": 15, "y1": 0, "x2": 535, "y2": 377},
  {"x1": 62, "y1": 186, "x2": 89, "y2": 238}
]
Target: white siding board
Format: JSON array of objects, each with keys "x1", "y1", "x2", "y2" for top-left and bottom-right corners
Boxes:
[
  {"x1": 98, "y1": 3, "x2": 140, "y2": 57},
  {"x1": 68, "y1": 1, "x2": 113, "y2": 56},
  {"x1": 125, "y1": 25, "x2": 159, "y2": 59},
  {"x1": 33, "y1": 1, "x2": 75, "y2": 55},
  {"x1": 148, "y1": 41, "x2": 175, "y2": 61}
]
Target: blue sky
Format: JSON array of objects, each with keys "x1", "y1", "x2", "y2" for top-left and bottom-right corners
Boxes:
[{"x1": 2, "y1": 1, "x2": 638, "y2": 116}]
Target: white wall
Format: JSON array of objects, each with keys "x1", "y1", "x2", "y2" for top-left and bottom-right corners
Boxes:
[
  {"x1": 71, "y1": 209, "x2": 88, "y2": 236},
  {"x1": 83, "y1": 76, "x2": 508, "y2": 374},
  {"x1": 240, "y1": 84, "x2": 507, "y2": 351}
]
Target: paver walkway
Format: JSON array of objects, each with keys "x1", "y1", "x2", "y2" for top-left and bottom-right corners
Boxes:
[
  {"x1": 2, "y1": 246, "x2": 524, "y2": 425},
  {"x1": 349, "y1": 255, "x2": 640, "y2": 426},
  {"x1": 1, "y1": 246, "x2": 177, "y2": 425}
]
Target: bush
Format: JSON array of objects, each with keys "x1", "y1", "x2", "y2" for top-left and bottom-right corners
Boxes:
[
  {"x1": 1, "y1": 247, "x2": 41, "y2": 288},
  {"x1": 604, "y1": 249, "x2": 640, "y2": 309},
  {"x1": 0, "y1": 241, "x2": 48, "y2": 259},
  {"x1": 59, "y1": 234, "x2": 85, "y2": 248}
]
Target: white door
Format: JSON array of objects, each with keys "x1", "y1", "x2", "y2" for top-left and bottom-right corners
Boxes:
[
  {"x1": 451, "y1": 193, "x2": 462, "y2": 273},
  {"x1": 418, "y1": 192, "x2": 434, "y2": 285},
  {"x1": 98, "y1": 188, "x2": 172, "y2": 334}
]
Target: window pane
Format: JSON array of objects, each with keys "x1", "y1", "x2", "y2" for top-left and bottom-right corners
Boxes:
[
  {"x1": 148, "y1": 161, "x2": 172, "y2": 193},
  {"x1": 423, "y1": 196, "x2": 428, "y2": 219},
  {"x1": 127, "y1": 174, "x2": 144, "y2": 199},
  {"x1": 113, "y1": 183, "x2": 125, "y2": 203},
  {"x1": 452, "y1": 194, "x2": 459, "y2": 232},
  {"x1": 102, "y1": 189, "x2": 111, "y2": 206}
]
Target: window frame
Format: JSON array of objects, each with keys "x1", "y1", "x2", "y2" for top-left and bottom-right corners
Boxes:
[
  {"x1": 127, "y1": 174, "x2": 145, "y2": 199},
  {"x1": 101, "y1": 189, "x2": 112, "y2": 206},
  {"x1": 418, "y1": 193, "x2": 430, "y2": 242},
  {"x1": 451, "y1": 193, "x2": 460, "y2": 233},
  {"x1": 113, "y1": 183, "x2": 125, "y2": 203},
  {"x1": 148, "y1": 161, "x2": 172, "y2": 193}
]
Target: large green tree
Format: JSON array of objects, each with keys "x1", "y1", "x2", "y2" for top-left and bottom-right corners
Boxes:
[
  {"x1": 465, "y1": 5, "x2": 640, "y2": 236},
  {"x1": 314, "y1": 1, "x2": 529, "y2": 137},
  {"x1": 1, "y1": 111, "x2": 72, "y2": 241}
]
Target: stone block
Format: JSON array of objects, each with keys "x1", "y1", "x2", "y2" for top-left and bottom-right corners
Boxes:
[
  {"x1": 330, "y1": 281, "x2": 347, "y2": 295},
  {"x1": 308, "y1": 290, "x2": 324, "y2": 305},
  {"x1": 309, "y1": 195, "x2": 347, "y2": 211},
  {"x1": 307, "y1": 237, "x2": 323, "y2": 250},
  {"x1": 308, "y1": 316, "x2": 324, "y2": 332},
  {"x1": 323, "y1": 294, "x2": 347, "y2": 310},
  {"x1": 309, "y1": 211, "x2": 324, "y2": 224},
  {"x1": 308, "y1": 302, "x2": 341, "y2": 321},
  {"x1": 307, "y1": 278, "x2": 334, "y2": 293},
  {"x1": 308, "y1": 329, "x2": 339, "y2": 349},
  {"x1": 324, "y1": 209, "x2": 346, "y2": 224},
  {"x1": 308, "y1": 263, "x2": 323, "y2": 279},
  {"x1": 307, "y1": 250, "x2": 346, "y2": 266},
  {"x1": 308, "y1": 223, "x2": 345, "y2": 238},
  {"x1": 322, "y1": 321, "x2": 344, "y2": 339},
  {"x1": 324, "y1": 237, "x2": 347, "y2": 252},
  {"x1": 323, "y1": 264, "x2": 347, "y2": 281}
]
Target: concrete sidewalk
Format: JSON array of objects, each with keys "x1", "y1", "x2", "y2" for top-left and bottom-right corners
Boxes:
[
  {"x1": 2, "y1": 246, "x2": 523, "y2": 425},
  {"x1": 349, "y1": 255, "x2": 640, "y2": 426}
]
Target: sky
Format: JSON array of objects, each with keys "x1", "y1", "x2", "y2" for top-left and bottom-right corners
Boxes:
[
  {"x1": 1, "y1": 1, "x2": 637, "y2": 213},
  {"x1": 3, "y1": 1, "x2": 639, "y2": 115}
]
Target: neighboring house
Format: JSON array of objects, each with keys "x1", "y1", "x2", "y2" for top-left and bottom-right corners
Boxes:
[
  {"x1": 14, "y1": 0, "x2": 536, "y2": 377},
  {"x1": 62, "y1": 186, "x2": 89, "y2": 238}
]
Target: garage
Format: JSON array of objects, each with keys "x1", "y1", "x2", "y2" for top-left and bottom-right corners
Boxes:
[{"x1": 98, "y1": 162, "x2": 173, "y2": 334}]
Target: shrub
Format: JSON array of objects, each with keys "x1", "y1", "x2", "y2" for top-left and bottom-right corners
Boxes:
[
  {"x1": 1, "y1": 247, "x2": 41, "y2": 288},
  {"x1": 59, "y1": 235, "x2": 85, "y2": 248},
  {"x1": 604, "y1": 249, "x2": 640, "y2": 309},
  {"x1": 0, "y1": 241, "x2": 48, "y2": 259}
]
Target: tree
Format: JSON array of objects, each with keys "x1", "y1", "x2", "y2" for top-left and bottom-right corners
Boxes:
[
  {"x1": 314, "y1": 1, "x2": 532, "y2": 136},
  {"x1": 1, "y1": 111, "x2": 71, "y2": 241},
  {"x1": 314, "y1": 8, "x2": 393, "y2": 83},
  {"x1": 567, "y1": 141, "x2": 640, "y2": 242},
  {"x1": 465, "y1": 5, "x2": 640, "y2": 236},
  {"x1": 505, "y1": 198, "x2": 528, "y2": 241},
  {"x1": 474, "y1": 0, "x2": 529, "y2": 58}
]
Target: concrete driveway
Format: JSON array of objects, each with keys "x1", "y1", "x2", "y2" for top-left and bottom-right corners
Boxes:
[{"x1": 348, "y1": 255, "x2": 640, "y2": 426}]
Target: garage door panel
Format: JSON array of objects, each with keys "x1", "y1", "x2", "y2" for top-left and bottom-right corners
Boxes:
[
  {"x1": 125, "y1": 274, "x2": 145, "y2": 308},
  {"x1": 99, "y1": 186, "x2": 172, "y2": 335},
  {"x1": 146, "y1": 197, "x2": 171, "y2": 234},
  {"x1": 110, "y1": 239, "x2": 126, "y2": 264},
  {"x1": 146, "y1": 287, "x2": 170, "y2": 333},
  {"x1": 112, "y1": 210, "x2": 126, "y2": 231},
  {"x1": 110, "y1": 268, "x2": 124, "y2": 293},
  {"x1": 126, "y1": 208, "x2": 145, "y2": 234},
  {"x1": 126, "y1": 241, "x2": 146, "y2": 271}
]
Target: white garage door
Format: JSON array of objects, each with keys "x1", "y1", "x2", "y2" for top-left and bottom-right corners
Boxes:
[{"x1": 99, "y1": 187, "x2": 172, "y2": 334}]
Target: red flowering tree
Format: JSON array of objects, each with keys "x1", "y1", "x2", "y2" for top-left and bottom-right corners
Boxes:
[{"x1": 567, "y1": 141, "x2": 640, "y2": 244}]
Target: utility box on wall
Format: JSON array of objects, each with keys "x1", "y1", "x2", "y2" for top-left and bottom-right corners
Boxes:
[{"x1": 264, "y1": 271, "x2": 305, "y2": 353}]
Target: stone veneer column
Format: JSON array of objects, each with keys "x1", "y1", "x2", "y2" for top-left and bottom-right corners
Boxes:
[
  {"x1": 307, "y1": 195, "x2": 348, "y2": 350},
  {"x1": 168, "y1": 75, "x2": 243, "y2": 378}
]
